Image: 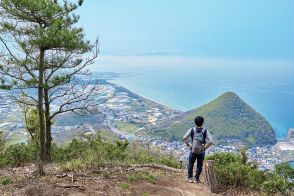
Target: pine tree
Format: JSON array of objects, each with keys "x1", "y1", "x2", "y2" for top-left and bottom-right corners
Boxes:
[{"x1": 0, "y1": 0, "x2": 98, "y2": 174}]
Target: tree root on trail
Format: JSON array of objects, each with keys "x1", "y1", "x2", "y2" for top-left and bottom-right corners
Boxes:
[{"x1": 130, "y1": 164, "x2": 182, "y2": 173}]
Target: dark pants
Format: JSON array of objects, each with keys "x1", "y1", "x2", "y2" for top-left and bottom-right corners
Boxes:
[{"x1": 188, "y1": 152, "x2": 205, "y2": 180}]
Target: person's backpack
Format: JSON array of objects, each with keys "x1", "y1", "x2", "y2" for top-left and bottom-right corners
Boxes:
[{"x1": 190, "y1": 127, "x2": 207, "y2": 154}]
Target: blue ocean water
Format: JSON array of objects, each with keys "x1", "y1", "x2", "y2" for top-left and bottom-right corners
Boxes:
[{"x1": 94, "y1": 63, "x2": 294, "y2": 140}]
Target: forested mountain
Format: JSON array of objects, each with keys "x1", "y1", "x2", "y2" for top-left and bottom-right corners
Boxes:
[{"x1": 150, "y1": 92, "x2": 277, "y2": 147}]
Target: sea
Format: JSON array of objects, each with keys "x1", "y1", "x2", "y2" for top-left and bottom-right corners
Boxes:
[{"x1": 93, "y1": 61, "x2": 294, "y2": 141}]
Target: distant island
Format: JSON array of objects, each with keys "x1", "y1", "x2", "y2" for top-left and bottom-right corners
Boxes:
[{"x1": 149, "y1": 92, "x2": 277, "y2": 147}]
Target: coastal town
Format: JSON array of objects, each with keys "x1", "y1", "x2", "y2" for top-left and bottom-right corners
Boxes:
[
  {"x1": 0, "y1": 80, "x2": 293, "y2": 171},
  {"x1": 0, "y1": 80, "x2": 180, "y2": 143},
  {"x1": 118, "y1": 130, "x2": 294, "y2": 171}
]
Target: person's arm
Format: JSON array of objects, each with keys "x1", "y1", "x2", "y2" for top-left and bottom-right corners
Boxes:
[
  {"x1": 184, "y1": 139, "x2": 191, "y2": 147},
  {"x1": 183, "y1": 129, "x2": 192, "y2": 147},
  {"x1": 204, "y1": 142, "x2": 212, "y2": 150},
  {"x1": 204, "y1": 130, "x2": 213, "y2": 150}
]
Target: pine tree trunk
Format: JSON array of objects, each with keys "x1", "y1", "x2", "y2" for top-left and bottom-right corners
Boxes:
[
  {"x1": 37, "y1": 49, "x2": 46, "y2": 176},
  {"x1": 203, "y1": 160, "x2": 218, "y2": 193},
  {"x1": 44, "y1": 87, "x2": 52, "y2": 162}
]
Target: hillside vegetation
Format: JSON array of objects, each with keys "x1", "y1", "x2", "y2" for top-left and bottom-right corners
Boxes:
[
  {"x1": 150, "y1": 92, "x2": 277, "y2": 147},
  {"x1": 0, "y1": 134, "x2": 293, "y2": 195},
  {"x1": 207, "y1": 151, "x2": 294, "y2": 195}
]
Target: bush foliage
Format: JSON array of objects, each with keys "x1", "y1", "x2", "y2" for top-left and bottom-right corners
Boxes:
[
  {"x1": 54, "y1": 135, "x2": 181, "y2": 171},
  {"x1": 0, "y1": 140, "x2": 38, "y2": 167},
  {"x1": 127, "y1": 171, "x2": 157, "y2": 184},
  {"x1": 0, "y1": 134, "x2": 181, "y2": 171},
  {"x1": 206, "y1": 152, "x2": 294, "y2": 195},
  {"x1": 1, "y1": 135, "x2": 293, "y2": 195}
]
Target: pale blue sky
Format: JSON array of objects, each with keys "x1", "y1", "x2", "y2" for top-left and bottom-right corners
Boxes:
[
  {"x1": 78, "y1": 0, "x2": 294, "y2": 64},
  {"x1": 76, "y1": 1, "x2": 294, "y2": 136}
]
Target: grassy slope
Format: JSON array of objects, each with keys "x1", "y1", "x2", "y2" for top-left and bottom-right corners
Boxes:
[
  {"x1": 97, "y1": 129, "x2": 121, "y2": 142},
  {"x1": 114, "y1": 121, "x2": 141, "y2": 133},
  {"x1": 150, "y1": 92, "x2": 277, "y2": 147}
]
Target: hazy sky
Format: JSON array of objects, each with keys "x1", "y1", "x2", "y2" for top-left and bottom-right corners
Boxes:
[{"x1": 77, "y1": 0, "x2": 294, "y2": 65}]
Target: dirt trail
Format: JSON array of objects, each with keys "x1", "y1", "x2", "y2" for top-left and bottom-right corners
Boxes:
[
  {"x1": 0, "y1": 164, "x2": 218, "y2": 196},
  {"x1": 128, "y1": 172, "x2": 217, "y2": 196},
  {"x1": 7, "y1": 174, "x2": 215, "y2": 196}
]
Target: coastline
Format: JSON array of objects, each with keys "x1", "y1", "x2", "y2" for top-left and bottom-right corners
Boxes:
[
  {"x1": 105, "y1": 79, "x2": 289, "y2": 142},
  {"x1": 106, "y1": 80, "x2": 183, "y2": 113}
]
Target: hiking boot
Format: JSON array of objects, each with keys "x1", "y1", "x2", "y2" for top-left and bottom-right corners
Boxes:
[
  {"x1": 195, "y1": 179, "x2": 201, "y2": 183},
  {"x1": 186, "y1": 178, "x2": 194, "y2": 183}
]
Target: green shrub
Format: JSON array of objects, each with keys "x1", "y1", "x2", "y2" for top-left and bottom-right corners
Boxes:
[
  {"x1": 52, "y1": 139, "x2": 89, "y2": 162},
  {"x1": 261, "y1": 163, "x2": 294, "y2": 195},
  {"x1": 207, "y1": 152, "x2": 246, "y2": 187},
  {"x1": 275, "y1": 163, "x2": 294, "y2": 180},
  {"x1": 120, "y1": 183, "x2": 130, "y2": 189},
  {"x1": 207, "y1": 152, "x2": 242, "y2": 165},
  {"x1": 141, "y1": 171, "x2": 157, "y2": 183},
  {"x1": 53, "y1": 136, "x2": 181, "y2": 172},
  {"x1": 4, "y1": 144, "x2": 29, "y2": 166},
  {"x1": 1, "y1": 133, "x2": 181, "y2": 171},
  {"x1": 246, "y1": 169, "x2": 267, "y2": 189},
  {"x1": 207, "y1": 152, "x2": 294, "y2": 195},
  {"x1": 125, "y1": 142, "x2": 180, "y2": 168},
  {"x1": 158, "y1": 155, "x2": 181, "y2": 169},
  {"x1": 127, "y1": 171, "x2": 157, "y2": 184},
  {"x1": 260, "y1": 173, "x2": 285, "y2": 194},
  {"x1": 0, "y1": 131, "x2": 7, "y2": 167},
  {"x1": 25, "y1": 140, "x2": 39, "y2": 161},
  {"x1": 128, "y1": 149, "x2": 154, "y2": 164},
  {"x1": 60, "y1": 158, "x2": 85, "y2": 172},
  {"x1": 0, "y1": 138, "x2": 39, "y2": 168},
  {"x1": 0, "y1": 177, "x2": 12, "y2": 185},
  {"x1": 0, "y1": 159, "x2": 9, "y2": 168},
  {"x1": 127, "y1": 172, "x2": 140, "y2": 182},
  {"x1": 0, "y1": 131, "x2": 6, "y2": 151},
  {"x1": 54, "y1": 137, "x2": 132, "y2": 172}
]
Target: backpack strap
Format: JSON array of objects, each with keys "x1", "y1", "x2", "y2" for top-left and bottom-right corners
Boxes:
[
  {"x1": 190, "y1": 128, "x2": 194, "y2": 142},
  {"x1": 191, "y1": 127, "x2": 207, "y2": 144},
  {"x1": 202, "y1": 128, "x2": 207, "y2": 144}
]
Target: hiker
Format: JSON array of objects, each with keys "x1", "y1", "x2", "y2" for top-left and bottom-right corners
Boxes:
[{"x1": 183, "y1": 116, "x2": 213, "y2": 183}]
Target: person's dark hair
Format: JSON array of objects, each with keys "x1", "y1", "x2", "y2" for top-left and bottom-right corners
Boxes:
[{"x1": 194, "y1": 116, "x2": 204, "y2": 127}]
